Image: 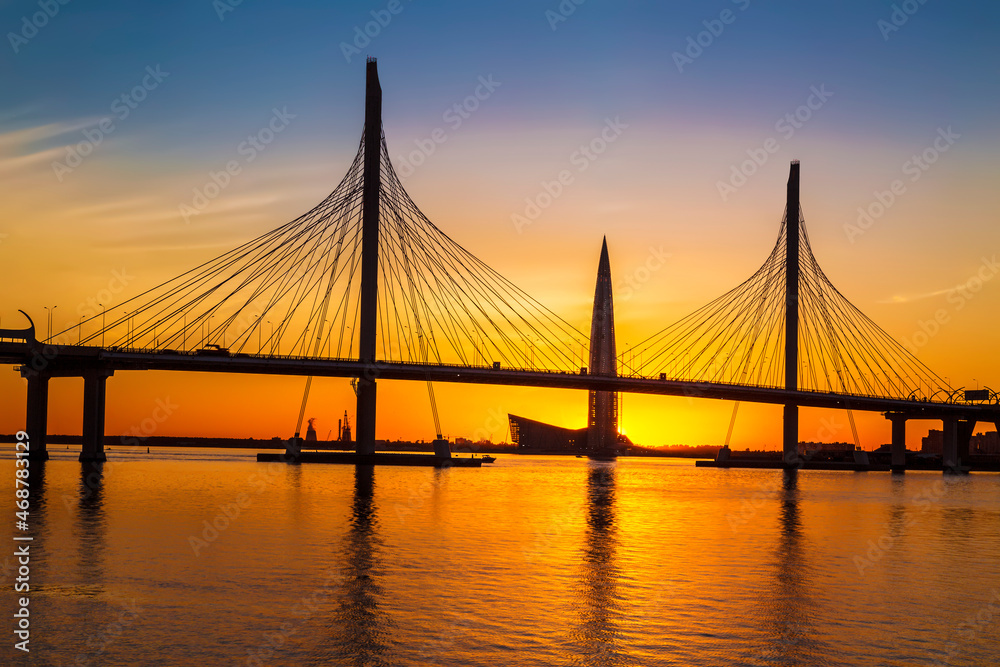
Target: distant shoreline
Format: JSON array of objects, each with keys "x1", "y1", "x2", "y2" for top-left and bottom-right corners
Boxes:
[
  {"x1": 0, "y1": 434, "x2": 516, "y2": 453},
  {"x1": 0, "y1": 434, "x2": 718, "y2": 457}
]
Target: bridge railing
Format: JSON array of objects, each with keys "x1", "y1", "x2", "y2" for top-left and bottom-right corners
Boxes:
[
  {"x1": 0, "y1": 327, "x2": 34, "y2": 345},
  {"x1": 36, "y1": 344, "x2": 992, "y2": 407}
]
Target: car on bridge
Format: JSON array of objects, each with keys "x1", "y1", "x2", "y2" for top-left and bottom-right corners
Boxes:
[{"x1": 195, "y1": 344, "x2": 230, "y2": 357}]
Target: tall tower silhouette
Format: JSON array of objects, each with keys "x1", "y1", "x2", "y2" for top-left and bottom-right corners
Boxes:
[{"x1": 587, "y1": 237, "x2": 618, "y2": 454}]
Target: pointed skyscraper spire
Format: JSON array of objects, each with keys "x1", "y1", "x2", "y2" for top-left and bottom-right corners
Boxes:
[{"x1": 588, "y1": 237, "x2": 618, "y2": 455}]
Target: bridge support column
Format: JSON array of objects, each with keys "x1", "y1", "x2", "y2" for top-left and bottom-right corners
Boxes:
[
  {"x1": 942, "y1": 416, "x2": 960, "y2": 473},
  {"x1": 889, "y1": 414, "x2": 906, "y2": 473},
  {"x1": 24, "y1": 373, "x2": 50, "y2": 460},
  {"x1": 958, "y1": 419, "x2": 975, "y2": 465},
  {"x1": 81, "y1": 370, "x2": 112, "y2": 463},
  {"x1": 356, "y1": 378, "x2": 377, "y2": 455},
  {"x1": 783, "y1": 404, "x2": 798, "y2": 467}
]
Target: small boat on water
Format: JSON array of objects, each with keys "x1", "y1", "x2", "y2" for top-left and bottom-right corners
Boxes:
[{"x1": 480, "y1": 455, "x2": 496, "y2": 464}]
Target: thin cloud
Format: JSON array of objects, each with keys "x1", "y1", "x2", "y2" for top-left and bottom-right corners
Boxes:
[
  {"x1": 0, "y1": 118, "x2": 101, "y2": 152},
  {"x1": 877, "y1": 287, "x2": 957, "y2": 304},
  {"x1": 0, "y1": 118, "x2": 105, "y2": 177}
]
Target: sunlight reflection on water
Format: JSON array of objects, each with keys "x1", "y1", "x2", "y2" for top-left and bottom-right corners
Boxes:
[{"x1": 2, "y1": 448, "x2": 999, "y2": 666}]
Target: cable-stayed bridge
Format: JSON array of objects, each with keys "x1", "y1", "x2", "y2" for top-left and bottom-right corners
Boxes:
[{"x1": 3, "y1": 59, "x2": 997, "y2": 469}]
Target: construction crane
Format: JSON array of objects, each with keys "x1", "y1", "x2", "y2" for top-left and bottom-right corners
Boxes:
[
  {"x1": 288, "y1": 255, "x2": 340, "y2": 458},
  {"x1": 420, "y1": 333, "x2": 450, "y2": 458}
]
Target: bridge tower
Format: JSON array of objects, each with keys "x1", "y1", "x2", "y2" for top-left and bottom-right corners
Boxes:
[
  {"x1": 783, "y1": 161, "x2": 800, "y2": 467},
  {"x1": 587, "y1": 237, "x2": 619, "y2": 455},
  {"x1": 356, "y1": 58, "x2": 382, "y2": 456}
]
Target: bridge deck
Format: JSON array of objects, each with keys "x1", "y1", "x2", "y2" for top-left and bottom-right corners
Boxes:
[{"x1": 4, "y1": 343, "x2": 996, "y2": 419}]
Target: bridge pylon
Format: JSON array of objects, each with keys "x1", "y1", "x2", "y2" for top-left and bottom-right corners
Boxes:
[
  {"x1": 783, "y1": 161, "x2": 800, "y2": 467},
  {"x1": 356, "y1": 57, "x2": 382, "y2": 456},
  {"x1": 888, "y1": 413, "x2": 907, "y2": 473}
]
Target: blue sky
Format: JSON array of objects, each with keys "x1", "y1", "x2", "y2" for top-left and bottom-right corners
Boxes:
[{"x1": 5, "y1": 0, "x2": 999, "y2": 152}]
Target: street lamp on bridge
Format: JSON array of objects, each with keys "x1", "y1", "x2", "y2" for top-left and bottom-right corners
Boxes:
[
  {"x1": 124, "y1": 311, "x2": 133, "y2": 348},
  {"x1": 43, "y1": 305, "x2": 57, "y2": 342},
  {"x1": 99, "y1": 304, "x2": 106, "y2": 347}
]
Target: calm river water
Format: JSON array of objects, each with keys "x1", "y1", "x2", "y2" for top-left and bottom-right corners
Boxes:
[{"x1": 2, "y1": 448, "x2": 999, "y2": 666}]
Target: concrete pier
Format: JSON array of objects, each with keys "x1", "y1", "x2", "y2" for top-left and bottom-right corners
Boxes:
[
  {"x1": 958, "y1": 419, "x2": 974, "y2": 468},
  {"x1": 355, "y1": 378, "x2": 377, "y2": 456},
  {"x1": 24, "y1": 373, "x2": 50, "y2": 460},
  {"x1": 890, "y1": 414, "x2": 906, "y2": 473},
  {"x1": 942, "y1": 416, "x2": 959, "y2": 473},
  {"x1": 81, "y1": 370, "x2": 112, "y2": 462}
]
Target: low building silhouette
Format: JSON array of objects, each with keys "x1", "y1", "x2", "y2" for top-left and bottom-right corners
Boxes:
[
  {"x1": 922, "y1": 429, "x2": 943, "y2": 454},
  {"x1": 508, "y1": 414, "x2": 588, "y2": 453},
  {"x1": 972, "y1": 430, "x2": 1000, "y2": 455},
  {"x1": 509, "y1": 239, "x2": 624, "y2": 455}
]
